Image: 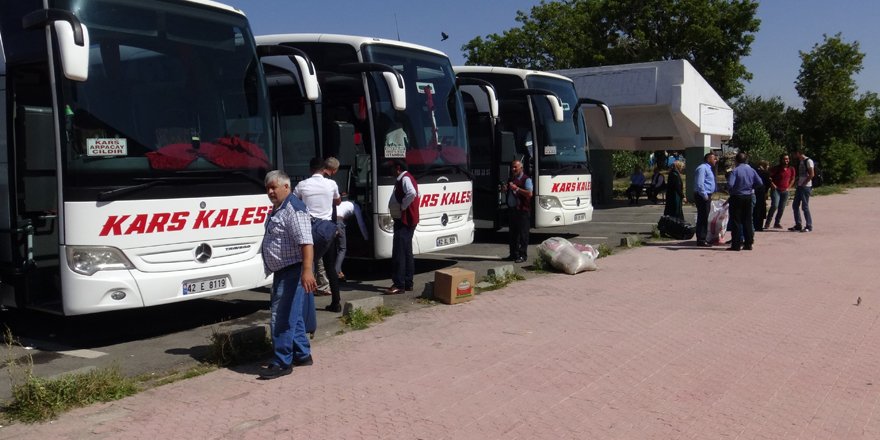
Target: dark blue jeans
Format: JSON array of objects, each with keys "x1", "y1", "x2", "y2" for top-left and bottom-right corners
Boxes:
[
  {"x1": 693, "y1": 192, "x2": 711, "y2": 243},
  {"x1": 391, "y1": 220, "x2": 415, "y2": 289},
  {"x1": 508, "y1": 209, "x2": 530, "y2": 259},
  {"x1": 792, "y1": 186, "x2": 813, "y2": 228},
  {"x1": 270, "y1": 264, "x2": 310, "y2": 368}
]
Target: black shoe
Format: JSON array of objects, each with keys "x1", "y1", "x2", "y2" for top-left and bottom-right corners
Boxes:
[
  {"x1": 293, "y1": 355, "x2": 313, "y2": 366},
  {"x1": 743, "y1": 244, "x2": 753, "y2": 250},
  {"x1": 503, "y1": 255, "x2": 516, "y2": 261},
  {"x1": 405, "y1": 286, "x2": 414, "y2": 292},
  {"x1": 324, "y1": 303, "x2": 342, "y2": 313},
  {"x1": 259, "y1": 363, "x2": 292, "y2": 380},
  {"x1": 514, "y1": 257, "x2": 527, "y2": 263},
  {"x1": 788, "y1": 225, "x2": 802, "y2": 231},
  {"x1": 727, "y1": 246, "x2": 741, "y2": 251},
  {"x1": 697, "y1": 241, "x2": 712, "y2": 247}
]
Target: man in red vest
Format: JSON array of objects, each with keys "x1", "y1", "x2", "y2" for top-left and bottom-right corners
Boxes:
[
  {"x1": 503, "y1": 160, "x2": 533, "y2": 263},
  {"x1": 386, "y1": 160, "x2": 419, "y2": 295}
]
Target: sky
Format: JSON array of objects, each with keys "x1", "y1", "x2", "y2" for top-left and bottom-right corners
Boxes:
[{"x1": 226, "y1": 0, "x2": 880, "y2": 109}]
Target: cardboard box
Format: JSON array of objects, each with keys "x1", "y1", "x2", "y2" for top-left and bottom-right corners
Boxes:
[{"x1": 433, "y1": 268, "x2": 476, "y2": 305}]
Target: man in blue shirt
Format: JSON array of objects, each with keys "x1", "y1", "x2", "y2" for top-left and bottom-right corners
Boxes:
[
  {"x1": 692, "y1": 152, "x2": 718, "y2": 246},
  {"x1": 260, "y1": 170, "x2": 317, "y2": 379},
  {"x1": 726, "y1": 152, "x2": 764, "y2": 251}
]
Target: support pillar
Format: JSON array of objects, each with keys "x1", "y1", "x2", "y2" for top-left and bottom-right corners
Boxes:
[
  {"x1": 590, "y1": 149, "x2": 614, "y2": 206},
  {"x1": 685, "y1": 135, "x2": 714, "y2": 196}
]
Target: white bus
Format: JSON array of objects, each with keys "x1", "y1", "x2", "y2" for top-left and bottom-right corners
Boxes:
[
  {"x1": 455, "y1": 66, "x2": 612, "y2": 230},
  {"x1": 0, "y1": 0, "x2": 310, "y2": 315},
  {"x1": 256, "y1": 34, "x2": 474, "y2": 259}
]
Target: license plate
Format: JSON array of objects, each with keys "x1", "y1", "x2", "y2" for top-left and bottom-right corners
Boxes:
[
  {"x1": 574, "y1": 213, "x2": 586, "y2": 222},
  {"x1": 183, "y1": 276, "x2": 228, "y2": 295},
  {"x1": 436, "y1": 235, "x2": 457, "y2": 247}
]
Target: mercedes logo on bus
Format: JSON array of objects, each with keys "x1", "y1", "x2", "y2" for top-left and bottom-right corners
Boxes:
[
  {"x1": 194, "y1": 243, "x2": 213, "y2": 263},
  {"x1": 441, "y1": 213, "x2": 449, "y2": 227}
]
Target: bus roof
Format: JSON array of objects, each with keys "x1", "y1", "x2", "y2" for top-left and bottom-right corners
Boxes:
[
  {"x1": 454, "y1": 66, "x2": 574, "y2": 84},
  {"x1": 256, "y1": 33, "x2": 449, "y2": 58},
  {"x1": 185, "y1": 0, "x2": 245, "y2": 16}
]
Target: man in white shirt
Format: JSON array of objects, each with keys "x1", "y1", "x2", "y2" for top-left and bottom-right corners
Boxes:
[
  {"x1": 294, "y1": 157, "x2": 343, "y2": 313},
  {"x1": 789, "y1": 148, "x2": 815, "y2": 232}
]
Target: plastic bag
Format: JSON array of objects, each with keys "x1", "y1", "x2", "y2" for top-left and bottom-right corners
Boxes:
[
  {"x1": 706, "y1": 200, "x2": 729, "y2": 244},
  {"x1": 537, "y1": 237, "x2": 599, "y2": 275}
]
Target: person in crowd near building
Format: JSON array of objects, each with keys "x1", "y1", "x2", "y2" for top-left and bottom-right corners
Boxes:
[
  {"x1": 790, "y1": 149, "x2": 815, "y2": 232},
  {"x1": 664, "y1": 161, "x2": 685, "y2": 220},
  {"x1": 294, "y1": 157, "x2": 342, "y2": 312},
  {"x1": 752, "y1": 160, "x2": 771, "y2": 232},
  {"x1": 726, "y1": 152, "x2": 763, "y2": 251},
  {"x1": 334, "y1": 200, "x2": 369, "y2": 282},
  {"x1": 259, "y1": 170, "x2": 316, "y2": 379},
  {"x1": 765, "y1": 153, "x2": 796, "y2": 229},
  {"x1": 647, "y1": 164, "x2": 666, "y2": 204},
  {"x1": 502, "y1": 159, "x2": 533, "y2": 264},
  {"x1": 625, "y1": 165, "x2": 646, "y2": 205},
  {"x1": 693, "y1": 152, "x2": 718, "y2": 246},
  {"x1": 386, "y1": 160, "x2": 419, "y2": 294}
]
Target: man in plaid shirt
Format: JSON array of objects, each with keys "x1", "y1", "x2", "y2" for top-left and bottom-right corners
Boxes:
[{"x1": 260, "y1": 170, "x2": 317, "y2": 379}]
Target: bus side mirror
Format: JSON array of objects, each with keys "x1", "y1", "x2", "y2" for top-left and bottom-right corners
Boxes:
[
  {"x1": 23, "y1": 9, "x2": 90, "y2": 81},
  {"x1": 545, "y1": 95, "x2": 564, "y2": 123},
  {"x1": 292, "y1": 55, "x2": 320, "y2": 101},
  {"x1": 383, "y1": 71, "x2": 407, "y2": 111}
]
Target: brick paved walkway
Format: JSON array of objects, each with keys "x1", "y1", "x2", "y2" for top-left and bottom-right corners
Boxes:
[{"x1": 3, "y1": 188, "x2": 879, "y2": 439}]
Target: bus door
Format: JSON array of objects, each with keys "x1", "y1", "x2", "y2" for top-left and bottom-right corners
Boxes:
[{"x1": 7, "y1": 69, "x2": 62, "y2": 310}]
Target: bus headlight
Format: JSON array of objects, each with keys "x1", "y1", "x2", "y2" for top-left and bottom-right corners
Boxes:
[
  {"x1": 538, "y1": 195, "x2": 562, "y2": 210},
  {"x1": 66, "y1": 246, "x2": 134, "y2": 276},
  {"x1": 377, "y1": 214, "x2": 394, "y2": 233}
]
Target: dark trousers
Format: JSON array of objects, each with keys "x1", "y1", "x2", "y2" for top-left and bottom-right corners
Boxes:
[
  {"x1": 321, "y1": 236, "x2": 340, "y2": 307},
  {"x1": 693, "y1": 192, "x2": 711, "y2": 243},
  {"x1": 391, "y1": 220, "x2": 415, "y2": 289},
  {"x1": 509, "y1": 209, "x2": 530, "y2": 259},
  {"x1": 729, "y1": 194, "x2": 754, "y2": 249}
]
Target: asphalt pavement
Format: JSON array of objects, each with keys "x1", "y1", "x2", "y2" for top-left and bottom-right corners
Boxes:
[{"x1": 9, "y1": 189, "x2": 879, "y2": 438}]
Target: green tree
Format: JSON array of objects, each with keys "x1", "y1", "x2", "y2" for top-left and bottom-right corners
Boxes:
[
  {"x1": 795, "y1": 33, "x2": 871, "y2": 153},
  {"x1": 731, "y1": 121, "x2": 783, "y2": 165},
  {"x1": 731, "y1": 95, "x2": 797, "y2": 148},
  {"x1": 461, "y1": 0, "x2": 760, "y2": 100}
]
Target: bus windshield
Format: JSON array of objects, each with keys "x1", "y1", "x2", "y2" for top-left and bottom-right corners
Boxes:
[
  {"x1": 526, "y1": 75, "x2": 588, "y2": 172},
  {"x1": 363, "y1": 44, "x2": 468, "y2": 177},
  {"x1": 56, "y1": 0, "x2": 271, "y2": 196}
]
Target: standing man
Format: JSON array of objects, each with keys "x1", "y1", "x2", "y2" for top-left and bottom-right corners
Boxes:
[
  {"x1": 260, "y1": 170, "x2": 316, "y2": 379},
  {"x1": 294, "y1": 157, "x2": 343, "y2": 313},
  {"x1": 693, "y1": 152, "x2": 718, "y2": 247},
  {"x1": 503, "y1": 159, "x2": 533, "y2": 263},
  {"x1": 790, "y1": 149, "x2": 815, "y2": 232},
  {"x1": 387, "y1": 160, "x2": 419, "y2": 295},
  {"x1": 727, "y1": 152, "x2": 763, "y2": 251},
  {"x1": 765, "y1": 153, "x2": 796, "y2": 229}
]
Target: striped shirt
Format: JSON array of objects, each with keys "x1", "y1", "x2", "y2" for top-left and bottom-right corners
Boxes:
[{"x1": 261, "y1": 195, "x2": 313, "y2": 274}]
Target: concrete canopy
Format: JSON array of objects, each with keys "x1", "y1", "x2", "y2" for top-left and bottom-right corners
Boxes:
[{"x1": 555, "y1": 59, "x2": 732, "y2": 151}]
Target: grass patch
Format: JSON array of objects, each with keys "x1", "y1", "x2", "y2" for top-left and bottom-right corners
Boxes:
[
  {"x1": 205, "y1": 328, "x2": 272, "y2": 367},
  {"x1": 532, "y1": 255, "x2": 551, "y2": 273},
  {"x1": 477, "y1": 270, "x2": 525, "y2": 293},
  {"x1": 138, "y1": 364, "x2": 217, "y2": 389},
  {"x1": 342, "y1": 306, "x2": 395, "y2": 331},
  {"x1": 597, "y1": 243, "x2": 614, "y2": 258},
  {"x1": 651, "y1": 225, "x2": 662, "y2": 240},
  {"x1": 3, "y1": 366, "x2": 139, "y2": 423}
]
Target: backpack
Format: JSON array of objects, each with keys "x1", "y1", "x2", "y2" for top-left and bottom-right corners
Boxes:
[
  {"x1": 799, "y1": 157, "x2": 823, "y2": 188},
  {"x1": 810, "y1": 159, "x2": 823, "y2": 187}
]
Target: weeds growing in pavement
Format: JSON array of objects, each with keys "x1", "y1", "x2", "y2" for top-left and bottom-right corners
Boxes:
[
  {"x1": 477, "y1": 271, "x2": 525, "y2": 293},
  {"x1": 342, "y1": 306, "x2": 395, "y2": 330},
  {"x1": 205, "y1": 327, "x2": 272, "y2": 367},
  {"x1": 2, "y1": 365, "x2": 138, "y2": 424},
  {"x1": 651, "y1": 225, "x2": 662, "y2": 240},
  {"x1": 597, "y1": 243, "x2": 614, "y2": 258}
]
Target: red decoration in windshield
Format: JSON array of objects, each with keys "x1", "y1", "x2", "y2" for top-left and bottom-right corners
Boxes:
[{"x1": 146, "y1": 137, "x2": 270, "y2": 170}]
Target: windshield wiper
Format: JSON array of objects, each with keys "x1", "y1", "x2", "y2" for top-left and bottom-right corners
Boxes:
[
  {"x1": 416, "y1": 164, "x2": 473, "y2": 180},
  {"x1": 96, "y1": 177, "x2": 217, "y2": 202}
]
